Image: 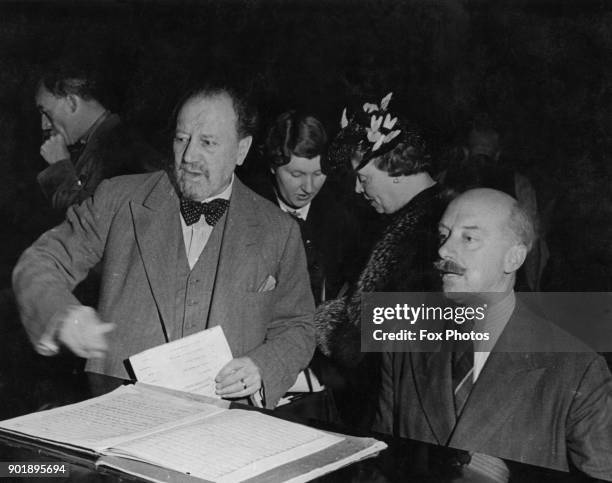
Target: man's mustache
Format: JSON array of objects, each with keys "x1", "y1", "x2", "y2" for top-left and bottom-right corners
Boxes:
[
  {"x1": 179, "y1": 165, "x2": 209, "y2": 177},
  {"x1": 434, "y1": 259, "x2": 466, "y2": 276}
]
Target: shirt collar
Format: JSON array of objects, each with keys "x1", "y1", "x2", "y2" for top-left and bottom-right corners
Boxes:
[
  {"x1": 276, "y1": 196, "x2": 311, "y2": 220},
  {"x1": 203, "y1": 174, "x2": 234, "y2": 202}
]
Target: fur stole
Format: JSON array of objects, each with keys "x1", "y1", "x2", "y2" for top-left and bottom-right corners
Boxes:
[{"x1": 315, "y1": 184, "x2": 448, "y2": 366}]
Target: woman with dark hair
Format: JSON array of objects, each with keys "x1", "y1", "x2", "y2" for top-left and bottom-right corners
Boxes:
[
  {"x1": 315, "y1": 93, "x2": 450, "y2": 426},
  {"x1": 267, "y1": 111, "x2": 328, "y2": 171},
  {"x1": 244, "y1": 111, "x2": 366, "y2": 420},
  {"x1": 247, "y1": 110, "x2": 361, "y2": 305}
]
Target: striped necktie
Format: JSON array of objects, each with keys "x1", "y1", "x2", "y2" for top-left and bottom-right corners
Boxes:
[{"x1": 452, "y1": 318, "x2": 475, "y2": 417}]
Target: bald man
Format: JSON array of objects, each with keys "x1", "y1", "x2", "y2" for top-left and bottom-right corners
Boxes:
[{"x1": 373, "y1": 189, "x2": 612, "y2": 480}]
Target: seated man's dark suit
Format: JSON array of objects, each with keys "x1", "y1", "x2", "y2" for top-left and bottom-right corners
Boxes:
[
  {"x1": 373, "y1": 301, "x2": 612, "y2": 480},
  {"x1": 13, "y1": 171, "x2": 316, "y2": 409},
  {"x1": 37, "y1": 113, "x2": 162, "y2": 213}
]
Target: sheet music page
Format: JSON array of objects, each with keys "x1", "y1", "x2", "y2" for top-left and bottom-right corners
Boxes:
[
  {"x1": 108, "y1": 409, "x2": 343, "y2": 482},
  {"x1": 0, "y1": 385, "x2": 224, "y2": 452},
  {"x1": 129, "y1": 326, "x2": 233, "y2": 398}
]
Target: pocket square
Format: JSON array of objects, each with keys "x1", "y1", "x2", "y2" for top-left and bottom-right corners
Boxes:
[{"x1": 257, "y1": 275, "x2": 277, "y2": 292}]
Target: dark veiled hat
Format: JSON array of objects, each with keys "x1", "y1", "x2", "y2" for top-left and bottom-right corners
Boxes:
[{"x1": 327, "y1": 92, "x2": 427, "y2": 174}]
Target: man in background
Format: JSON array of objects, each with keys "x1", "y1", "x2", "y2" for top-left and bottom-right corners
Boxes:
[{"x1": 36, "y1": 60, "x2": 161, "y2": 213}]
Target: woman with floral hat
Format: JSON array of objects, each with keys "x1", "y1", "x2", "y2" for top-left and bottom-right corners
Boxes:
[{"x1": 315, "y1": 93, "x2": 450, "y2": 426}]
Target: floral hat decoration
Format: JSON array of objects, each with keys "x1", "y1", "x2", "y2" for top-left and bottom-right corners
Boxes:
[{"x1": 327, "y1": 92, "x2": 427, "y2": 173}]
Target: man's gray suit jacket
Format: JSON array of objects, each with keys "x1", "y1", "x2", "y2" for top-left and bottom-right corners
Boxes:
[{"x1": 13, "y1": 171, "x2": 316, "y2": 408}]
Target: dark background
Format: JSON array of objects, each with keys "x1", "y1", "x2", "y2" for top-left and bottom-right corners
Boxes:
[{"x1": 0, "y1": 0, "x2": 611, "y2": 316}]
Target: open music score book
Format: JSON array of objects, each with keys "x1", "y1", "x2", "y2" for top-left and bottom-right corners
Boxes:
[{"x1": 0, "y1": 383, "x2": 386, "y2": 483}]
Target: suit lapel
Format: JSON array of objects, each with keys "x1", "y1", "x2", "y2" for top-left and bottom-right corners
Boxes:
[
  {"x1": 209, "y1": 179, "x2": 263, "y2": 331},
  {"x1": 411, "y1": 349, "x2": 456, "y2": 444},
  {"x1": 449, "y1": 305, "x2": 546, "y2": 450},
  {"x1": 131, "y1": 173, "x2": 181, "y2": 339}
]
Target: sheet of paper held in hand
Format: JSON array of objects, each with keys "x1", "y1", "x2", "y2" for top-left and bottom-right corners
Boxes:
[{"x1": 129, "y1": 326, "x2": 233, "y2": 398}]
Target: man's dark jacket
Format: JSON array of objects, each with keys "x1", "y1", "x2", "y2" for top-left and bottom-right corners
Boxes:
[
  {"x1": 373, "y1": 301, "x2": 612, "y2": 480},
  {"x1": 37, "y1": 113, "x2": 162, "y2": 213}
]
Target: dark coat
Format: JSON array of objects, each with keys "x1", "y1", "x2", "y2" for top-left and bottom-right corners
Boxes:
[
  {"x1": 373, "y1": 301, "x2": 612, "y2": 480},
  {"x1": 37, "y1": 114, "x2": 162, "y2": 213},
  {"x1": 315, "y1": 183, "x2": 450, "y2": 367}
]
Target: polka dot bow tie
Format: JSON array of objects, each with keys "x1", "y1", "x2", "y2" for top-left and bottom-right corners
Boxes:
[{"x1": 180, "y1": 197, "x2": 229, "y2": 226}]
